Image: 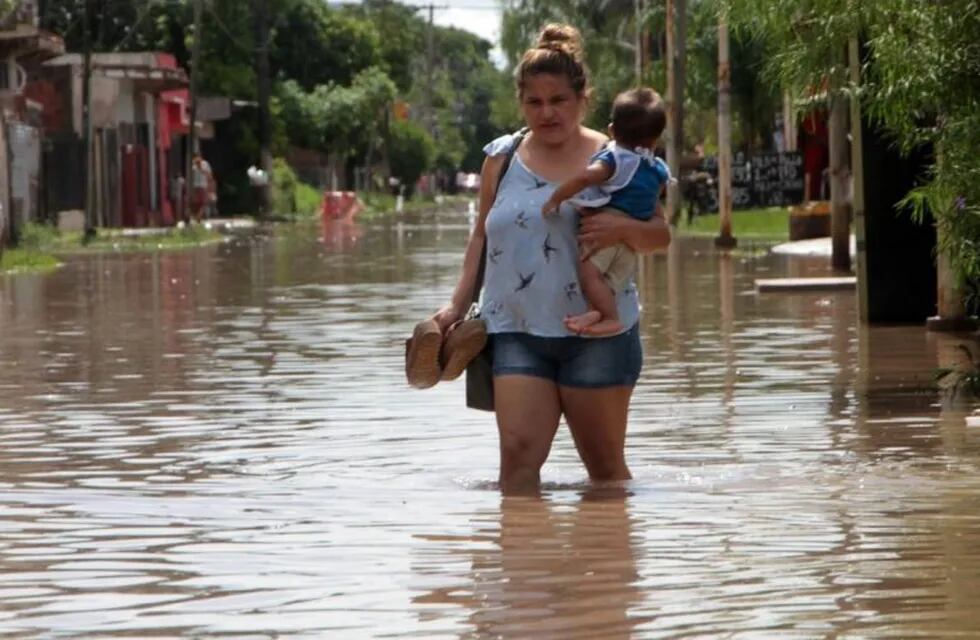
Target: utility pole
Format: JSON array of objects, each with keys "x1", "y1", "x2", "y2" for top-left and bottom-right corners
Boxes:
[
  {"x1": 828, "y1": 74, "x2": 850, "y2": 271},
  {"x1": 185, "y1": 0, "x2": 203, "y2": 224},
  {"x1": 81, "y1": 0, "x2": 94, "y2": 237},
  {"x1": 253, "y1": 0, "x2": 272, "y2": 216},
  {"x1": 426, "y1": 4, "x2": 435, "y2": 138},
  {"x1": 417, "y1": 3, "x2": 446, "y2": 195},
  {"x1": 664, "y1": 0, "x2": 686, "y2": 224},
  {"x1": 715, "y1": 12, "x2": 736, "y2": 248}
]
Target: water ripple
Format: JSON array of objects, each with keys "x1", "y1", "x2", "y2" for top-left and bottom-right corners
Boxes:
[{"x1": 1, "y1": 221, "x2": 979, "y2": 638}]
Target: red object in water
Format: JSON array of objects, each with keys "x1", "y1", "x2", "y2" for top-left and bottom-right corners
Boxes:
[{"x1": 321, "y1": 191, "x2": 363, "y2": 221}]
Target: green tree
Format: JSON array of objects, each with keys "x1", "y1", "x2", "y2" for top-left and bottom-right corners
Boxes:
[
  {"x1": 340, "y1": 0, "x2": 425, "y2": 93},
  {"x1": 39, "y1": 0, "x2": 189, "y2": 55},
  {"x1": 727, "y1": 0, "x2": 980, "y2": 308},
  {"x1": 500, "y1": 0, "x2": 778, "y2": 153},
  {"x1": 389, "y1": 119, "x2": 435, "y2": 195},
  {"x1": 418, "y1": 26, "x2": 506, "y2": 172},
  {"x1": 271, "y1": 0, "x2": 383, "y2": 91},
  {"x1": 277, "y1": 66, "x2": 396, "y2": 161},
  {"x1": 341, "y1": 3, "x2": 507, "y2": 174},
  {"x1": 500, "y1": 0, "x2": 642, "y2": 134}
]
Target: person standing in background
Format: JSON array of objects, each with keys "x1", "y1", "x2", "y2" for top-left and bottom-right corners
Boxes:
[{"x1": 190, "y1": 152, "x2": 216, "y2": 223}]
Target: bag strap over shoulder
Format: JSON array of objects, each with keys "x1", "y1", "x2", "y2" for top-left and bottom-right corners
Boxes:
[
  {"x1": 472, "y1": 128, "x2": 528, "y2": 304},
  {"x1": 494, "y1": 128, "x2": 528, "y2": 193}
]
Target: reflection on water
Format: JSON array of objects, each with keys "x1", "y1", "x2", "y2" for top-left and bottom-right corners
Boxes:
[
  {"x1": 414, "y1": 487, "x2": 645, "y2": 640},
  {"x1": 2, "y1": 211, "x2": 980, "y2": 638}
]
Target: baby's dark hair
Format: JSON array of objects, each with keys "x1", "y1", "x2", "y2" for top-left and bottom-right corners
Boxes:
[{"x1": 611, "y1": 88, "x2": 666, "y2": 149}]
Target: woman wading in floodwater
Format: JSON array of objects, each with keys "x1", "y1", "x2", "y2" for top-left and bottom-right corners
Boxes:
[{"x1": 432, "y1": 24, "x2": 672, "y2": 493}]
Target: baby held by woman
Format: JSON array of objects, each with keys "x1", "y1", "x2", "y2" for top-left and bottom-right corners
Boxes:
[{"x1": 542, "y1": 87, "x2": 670, "y2": 336}]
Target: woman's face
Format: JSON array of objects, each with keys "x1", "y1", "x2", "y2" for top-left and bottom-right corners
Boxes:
[{"x1": 520, "y1": 73, "x2": 585, "y2": 145}]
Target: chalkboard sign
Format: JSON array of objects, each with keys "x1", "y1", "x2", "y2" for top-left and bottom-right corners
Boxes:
[
  {"x1": 695, "y1": 151, "x2": 804, "y2": 211},
  {"x1": 751, "y1": 152, "x2": 805, "y2": 206}
]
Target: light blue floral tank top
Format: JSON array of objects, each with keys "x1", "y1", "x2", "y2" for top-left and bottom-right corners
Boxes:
[{"x1": 480, "y1": 132, "x2": 641, "y2": 338}]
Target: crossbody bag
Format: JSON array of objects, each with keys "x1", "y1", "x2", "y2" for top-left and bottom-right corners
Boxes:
[{"x1": 465, "y1": 129, "x2": 527, "y2": 411}]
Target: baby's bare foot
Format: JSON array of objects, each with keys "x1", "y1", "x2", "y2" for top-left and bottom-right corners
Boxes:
[
  {"x1": 578, "y1": 319, "x2": 624, "y2": 337},
  {"x1": 564, "y1": 310, "x2": 602, "y2": 334}
]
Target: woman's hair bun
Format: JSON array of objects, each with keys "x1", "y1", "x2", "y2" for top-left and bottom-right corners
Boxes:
[
  {"x1": 536, "y1": 23, "x2": 583, "y2": 57},
  {"x1": 516, "y1": 22, "x2": 590, "y2": 97}
]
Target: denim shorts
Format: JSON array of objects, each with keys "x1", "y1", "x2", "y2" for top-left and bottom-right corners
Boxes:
[{"x1": 491, "y1": 324, "x2": 643, "y2": 388}]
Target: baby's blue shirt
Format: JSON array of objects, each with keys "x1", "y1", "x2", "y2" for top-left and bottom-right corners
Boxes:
[{"x1": 591, "y1": 147, "x2": 669, "y2": 221}]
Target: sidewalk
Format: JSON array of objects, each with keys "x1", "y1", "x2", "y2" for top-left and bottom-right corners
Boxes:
[
  {"x1": 770, "y1": 235, "x2": 856, "y2": 257},
  {"x1": 99, "y1": 218, "x2": 257, "y2": 238}
]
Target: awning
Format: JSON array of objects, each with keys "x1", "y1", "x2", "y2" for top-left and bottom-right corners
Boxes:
[
  {"x1": 99, "y1": 66, "x2": 189, "y2": 92},
  {"x1": 0, "y1": 28, "x2": 65, "y2": 61}
]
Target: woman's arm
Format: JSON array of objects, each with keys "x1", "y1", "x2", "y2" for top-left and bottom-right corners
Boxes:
[
  {"x1": 578, "y1": 206, "x2": 671, "y2": 258},
  {"x1": 431, "y1": 154, "x2": 506, "y2": 332}
]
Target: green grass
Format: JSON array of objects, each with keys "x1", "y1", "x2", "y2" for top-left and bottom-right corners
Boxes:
[
  {"x1": 676, "y1": 206, "x2": 791, "y2": 241},
  {"x1": 1, "y1": 222, "x2": 226, "y2": 274},
  {"x1": 269, "y1": 158, "x2": 324, "y2": 219},
  {"x1": 51, "y1": 224, "x2": 224, "y2": 253},
  {"x1": 0, "y1": 248, "x2": 61, "y2": 274},
  {"x1": 360, "y1": 192, "x2": 471, "y2": 218},
  {"x1": 295, "y1": 182, "x2": 322, "y2": 217}
]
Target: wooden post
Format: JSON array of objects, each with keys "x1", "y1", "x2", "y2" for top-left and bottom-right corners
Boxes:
[
  {"x1": 828, "y1": 86, "x2": 850, "y2": 271},
  {"x1": 715, "y1": 14, "x2": 735, "y2": 248},
  {"x1": 927, "y1": 223, "x2": 975, "y2": 331},
  {"x1": 926, "y1": 152, "x2": 976, "y2": 330},
  {"x1": 253, "y1": 0, "x2": 272, "y2": 216},
  {"x1": 0, "y1": 112, "x2": 9, "y2": 251},
  {"x1": 848, "y1": 36, "x2": 869, "y2": 322},
  {"x1": 664, "y1": 0, "x2": 685, "y2": 223},
  {"x1": 185, "y1": 0, "x2": 202, "y2": 223},
  {"x1": 782, "y1": 91, "x2": 797, "y2": 152},
  {"x1": 81, "y1": 0, "x2": 94, "y2": 237}
]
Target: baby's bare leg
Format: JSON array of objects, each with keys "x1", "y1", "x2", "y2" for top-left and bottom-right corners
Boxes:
[{"x1": 564, "y1": 260, "x2": 623, "y2": 335}]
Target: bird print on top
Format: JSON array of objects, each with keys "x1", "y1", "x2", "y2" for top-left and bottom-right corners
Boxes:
[
  {"x1": 515, "y1": 272, "x2": 535, "y2": 292},
  {"x1": 527, "y1": 176, "x2": 548, "y2": 190},
  {"x1": 479, "y1": 130, "x2": 641, "y2": 336},
  {"x1": 542, "y1": 233, "x2": 558, "y2": 263}
]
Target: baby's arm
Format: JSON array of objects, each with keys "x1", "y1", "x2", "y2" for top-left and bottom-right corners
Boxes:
[{"x1": 541, "y1": 161, "x2": 614, "y2": 216}]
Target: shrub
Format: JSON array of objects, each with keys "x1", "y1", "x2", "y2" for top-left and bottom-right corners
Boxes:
[{"x1": 389, "y1": 120, "x2": 435, "y2": 196}]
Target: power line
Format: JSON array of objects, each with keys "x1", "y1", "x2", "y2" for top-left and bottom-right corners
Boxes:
[
  {"x1": 204, "y1": 4, "x2": 256, "y2": 54},
  {"x1": 112, "y1": 0, "x2": 166, "y2": 52}
]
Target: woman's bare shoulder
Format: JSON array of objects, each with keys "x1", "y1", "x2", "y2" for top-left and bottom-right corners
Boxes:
[{"x1": 581, "y1": 127, "x2": 610, "y2": 151}]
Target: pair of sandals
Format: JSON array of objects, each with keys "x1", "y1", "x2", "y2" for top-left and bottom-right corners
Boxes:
[{"x1": 404, "y1": 318, "x2": 487, "y2": 389}]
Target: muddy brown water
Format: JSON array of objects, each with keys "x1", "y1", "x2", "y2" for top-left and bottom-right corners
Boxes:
[{"x1": 1, "y1": 211, "x2": 979, "y2": 638}]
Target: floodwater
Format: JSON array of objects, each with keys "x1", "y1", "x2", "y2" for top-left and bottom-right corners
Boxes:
[{"x1": 1, "y1": 208, "x2": 979, "y2": 639}]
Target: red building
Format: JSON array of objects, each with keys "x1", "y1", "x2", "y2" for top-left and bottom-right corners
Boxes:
[{"x1": 29, "y1": 52, "x2": 189, "y2": 228}]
